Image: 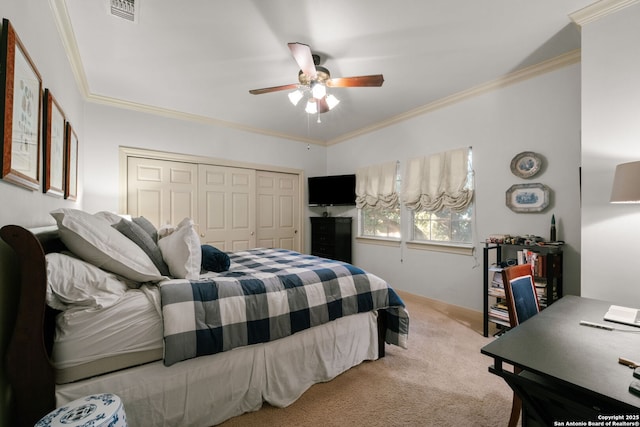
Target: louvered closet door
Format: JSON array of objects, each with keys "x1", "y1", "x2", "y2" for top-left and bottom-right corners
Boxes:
[
  {"x1": 256, "y1": 171, "x2": 300, "y2": 251},
  {"x1": 198, "y1": 164, "x2": 256, "y2": 251},
  {"x1": 127, "y1": 157, "x2": 197, "y2": 228}
]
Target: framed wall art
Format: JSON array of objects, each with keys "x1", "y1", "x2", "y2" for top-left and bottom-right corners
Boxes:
[
  {"x1": 65, "y1": 122, "x2": 78, "y2": 200},
  {"x1": 0, "y1": 18, "x2": 42, "y2": 191},
  {"x1": 43, "y1": 88, "x2": 66, "y2": 197},
  {"x1": 506, "y1": 183, "x2": 550, "y2": 213}
]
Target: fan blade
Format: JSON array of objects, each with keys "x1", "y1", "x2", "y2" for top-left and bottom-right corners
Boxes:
[
  {"x1": 249, "y1": 83, "x2": 299, "y2": 95},
  {"x1": 326, "y1": 74, "x2": 384, "y2": 88},
  {"x1": 288, "y1": 42, "x2": 317, "y2": 80}
]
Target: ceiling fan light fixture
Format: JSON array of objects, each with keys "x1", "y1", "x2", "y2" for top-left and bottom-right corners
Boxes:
[
  {"x1": 305, "y1": 99, "x2": 318, "y2": 114},
  {"x1": 311, "y1": 82, "x2": 326, "y2": 99},
  {"x1": 326, "y1": 94, "x2": 340, "y2": 110},
  {"x1": 248, "y1": 43, "x2": 383, "y2": 117},
  {"x1": 288, "y1": 89, "x2": 304, "y2": 106}
]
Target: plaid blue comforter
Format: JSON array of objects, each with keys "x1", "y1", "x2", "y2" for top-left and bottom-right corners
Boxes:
[{"x1": 159, "y1": 248, "x2": 409, "y2": 366}]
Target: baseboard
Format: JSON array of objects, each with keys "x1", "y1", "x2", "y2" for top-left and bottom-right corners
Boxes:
[{"x1": 396, "y1": 290, "x2": 484, "y2": 336}]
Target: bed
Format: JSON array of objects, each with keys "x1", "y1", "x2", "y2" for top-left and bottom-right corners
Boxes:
[{"x1": 1, "y1": 209, "x2": 409, "y2": 427}]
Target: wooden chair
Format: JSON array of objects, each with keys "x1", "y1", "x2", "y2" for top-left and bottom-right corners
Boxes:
[
  {"x1": 502, "y1": 263, "x2": 540, "y2": 327},
  {"x1": 501, "y1": 263, "x2": 540, "y2": 427}
]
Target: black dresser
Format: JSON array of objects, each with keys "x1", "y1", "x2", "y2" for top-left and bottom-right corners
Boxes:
[{"x1": 310, "y1": 217, "x2": 352, "y2": 263}]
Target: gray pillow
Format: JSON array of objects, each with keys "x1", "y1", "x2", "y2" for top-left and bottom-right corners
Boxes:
[
  {"x1": 132, "y1": 216, "x2": 159, "y2": 243},
  {"x1": 112, "y1": 219, "x2": 170, "y2": 277}
]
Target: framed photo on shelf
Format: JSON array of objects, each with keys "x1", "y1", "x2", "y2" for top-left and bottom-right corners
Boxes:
[
  {"x1": 43, "y1": 88, "x2": 66, "y2": 197},
  {"x1": 505, "y1": 183, "x2": 550, "y2": 213},
  {"x1": 0, "y1": 18, "x2": 43, "y2": 191},
  {"x1": 65, "y1": 122, "x2": 78, "y2": 200}
]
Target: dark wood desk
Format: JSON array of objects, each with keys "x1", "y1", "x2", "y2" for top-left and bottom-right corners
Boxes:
[{"x1": 482, "y1": 295, "x2": 640, "y2": 426}]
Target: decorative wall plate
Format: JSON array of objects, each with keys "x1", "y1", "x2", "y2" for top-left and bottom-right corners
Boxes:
[
  {"x1": 510, "y1": 151, "x2": 542, "y2": 179},
  {"x1": 505, "y1": 183, "x2": 550, "y2": 213}
]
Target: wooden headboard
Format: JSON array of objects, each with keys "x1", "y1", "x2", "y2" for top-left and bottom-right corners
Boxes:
[{"x1": 1, "y1": 225, "x2": 63, "y2": 427}]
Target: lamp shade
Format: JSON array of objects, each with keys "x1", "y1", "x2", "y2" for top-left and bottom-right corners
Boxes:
[
  {"x1": 305, "y1": 99, "x2": 317, "y2": 114},
  {"x1": 311, "y1": 83, "x2": 326, "y2": 99},
  {"x1": 288, "y1": 89, "x2": 303, "y2": 106},
  {"x1": 610, "y1": 161, "x2": 640, "y2": 203},
  {"x1": 325, "y1": 94, "x2": 340, "y2": 110}
]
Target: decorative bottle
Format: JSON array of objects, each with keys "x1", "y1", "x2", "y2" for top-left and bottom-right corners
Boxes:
[{"x1": 550, "y1": 214, "x2": 556, "y2": 242}]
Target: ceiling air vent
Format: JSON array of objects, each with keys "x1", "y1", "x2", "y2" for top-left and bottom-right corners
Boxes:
[{"x1": 109, "y1": 0, "x2": 138, "y2": 23}]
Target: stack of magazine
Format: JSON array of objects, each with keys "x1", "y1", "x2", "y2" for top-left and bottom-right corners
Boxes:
[{"x1": 488, "y1": 267, "x2": 510, "y2": 326}]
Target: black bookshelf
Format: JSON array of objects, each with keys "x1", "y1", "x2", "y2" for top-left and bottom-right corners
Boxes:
[{"x1": 483, "y1": 242, "x2": 563, "y2": 337}]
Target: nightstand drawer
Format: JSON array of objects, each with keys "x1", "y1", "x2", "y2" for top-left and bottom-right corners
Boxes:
[{"x1": 310, "y1": 217, "x2": 352, "y2": 263}]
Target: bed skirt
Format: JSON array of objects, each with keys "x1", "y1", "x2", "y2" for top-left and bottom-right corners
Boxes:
[{"x1": 56, "y1": 311, "x2": 379, "y2": 427}]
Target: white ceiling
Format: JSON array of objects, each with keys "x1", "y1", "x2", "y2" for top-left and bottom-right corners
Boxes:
[{"x1": 57, "y1": 0, "x2": 596, "y2": 145}]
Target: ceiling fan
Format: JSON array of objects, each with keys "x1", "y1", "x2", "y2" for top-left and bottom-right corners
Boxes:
[{"x1": 249, "y1": 42, "x2": 384, "y2": 114}]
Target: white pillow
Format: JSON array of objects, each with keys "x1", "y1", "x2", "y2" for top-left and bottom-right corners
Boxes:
[
  {"x1": 94, "y1": 210, "x2": 127, "y2": 225},
  {"x1": 46, "y1": 253, "x2": 129, "y2": 311},
  {"x1": 176, "y1": 217, "x2": 194, "y2": 229},
  {"x1": 158, "y1": 219, "x2": 202, "y2": 280},
  {"x1": 50, "y1": 208, "x2": 164, "y2": 283}
]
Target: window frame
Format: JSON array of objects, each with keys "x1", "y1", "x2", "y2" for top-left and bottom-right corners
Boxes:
[
  {"x1": 357, "y1": 163, "x2": 402, "y2": 242},
  {"x1": 358, "y1": 205, "x2": 402, "y2": 241},
  {"x1": 406, "y1": 205, "x2": 475, "y2": 256},
  {"x1": 355, "y1": 150, "x2": 475, "y2": 256},
  {"x1": 406, "y1": 149, "x2": 474, "y2": 255}
]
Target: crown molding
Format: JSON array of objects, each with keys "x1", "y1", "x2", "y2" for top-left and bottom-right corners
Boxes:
[
  {"x1": 48, "y1": 0, "x2": 90, "y2": 97},
  {"x1": 87, "y1": 92, "x2": 324, "y2": 146},
  {"x1": 570, "y1": 0, "x2": 640, "y2": 26},
  {"x1": 50, "y1": 0, "x2": 581, "y2": 148},
  {"x1": 326, "y1": 49, "x2": 581, "y2": 146},
  {"x1": 48, "y1": 0, "x2": 325, "y2": 146}
]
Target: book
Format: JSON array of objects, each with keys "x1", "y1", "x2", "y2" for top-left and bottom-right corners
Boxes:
[
  {"x1": 489, "y1": 304, "x2": 510, "y2": 322},
  {"x1": 604, "y1": 305, "x2": 640, "y2": 327},
  {"x1": 488, "y1": 287, "x2": 505, "y2": 298}
]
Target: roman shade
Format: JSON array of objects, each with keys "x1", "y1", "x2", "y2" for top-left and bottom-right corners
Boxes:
[
  {"x1": 402, "y1": 147, "x2": 473, "y2": 212},
  {"x1": 355, "y1": 161, "x2": 399, "y2": 210}
]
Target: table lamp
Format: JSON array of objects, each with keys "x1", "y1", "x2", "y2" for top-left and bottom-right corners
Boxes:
[{"x1": 610, "y1": 161, "x2": 640, "y2": 203}]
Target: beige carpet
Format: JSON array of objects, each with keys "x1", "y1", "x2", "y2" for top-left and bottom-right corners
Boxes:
[{"x1": 219, "y1": 291, "x2": 514, "y2": 426}]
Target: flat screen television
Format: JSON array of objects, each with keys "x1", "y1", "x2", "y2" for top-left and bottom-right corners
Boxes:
[{"x1": 308, "y1": 174, "x2": 356, "y2": 206}]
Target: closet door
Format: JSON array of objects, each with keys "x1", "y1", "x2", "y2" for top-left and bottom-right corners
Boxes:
[
  {"x1": 256, "y1": 171, "x2": 300, "y2": 251},
  {"x1": 198, "y1": 164, "x2": 256, "y2": 251},
  {"x1": 127, "y1": 157, "x2": 197, "y2": 228}
]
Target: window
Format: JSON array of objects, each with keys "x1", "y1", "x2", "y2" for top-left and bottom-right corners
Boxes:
[
  {"x1": 405, "y1": 147, "x2": 474, "y2": 246},
  {"x1": 361, "y1": 206, "x2": 401, "y2": 239},
  {"x1": 356, "y1": 149, "x2": 474, "y2": 248},
  {"x1": 356, "y1": 161, "x2": 401, "y2": 240},
  {"x1": 411, "y1": 204, "x2": 473, "y2": 243}
]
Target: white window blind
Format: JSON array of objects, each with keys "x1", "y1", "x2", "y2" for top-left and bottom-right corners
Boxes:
[
  {"x1": 402, "y1": 147, "x2": 473, "y2": 213},
  {"x1": 355, "y1": 161, "x2": 399, "y2": 210}
]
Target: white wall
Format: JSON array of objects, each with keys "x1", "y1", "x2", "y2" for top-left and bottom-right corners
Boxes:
[
  {"x1": 327, "y1": 65, "x2": 582, "y2": 311},
  {"x1": 581, "y1": 3, "x2": 640, "y2": 304},
  {"x1": 0, "y1": 2, "x2": 85, "y2": 425},
  {"x1": 0, "y1": 0, "x2": 84, "y2": 228},
  {"x1": 82, "y1": 102, "x2": 328, "y2": 250}
]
